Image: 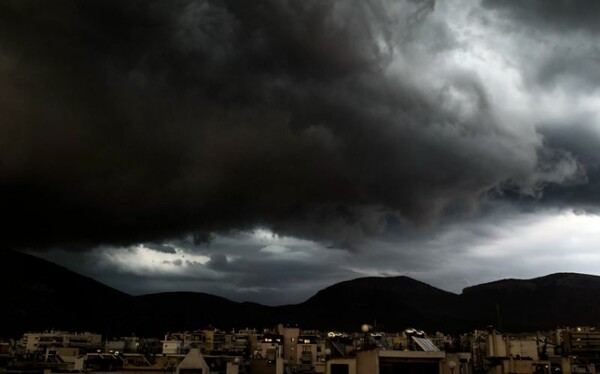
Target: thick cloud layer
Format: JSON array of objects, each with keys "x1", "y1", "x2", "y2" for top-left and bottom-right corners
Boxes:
[
  {"x1": 482, "y1": 0, "x2": 600, "y2": 34},
  {"x1": 32, "y1": 209, "x2": 600, "y2": 304},
  {"x1": 471, "y1": 1, "x2": 600, "y2": 214},
  {"x1": 0, "y1": 0, "x2": 587, "y2": 250}
]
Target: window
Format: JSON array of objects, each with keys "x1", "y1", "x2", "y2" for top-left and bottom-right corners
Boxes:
[{"x1": 331, "y1": 364, "x2": 349, "y2": 374}]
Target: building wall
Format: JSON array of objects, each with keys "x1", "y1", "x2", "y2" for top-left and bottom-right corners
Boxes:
[
  {"x1": 176, "y1": 348, "x2": 210, "y2": 374},
  {"x1": 327, "y1": 358, "x2": 357, "y2": 374},
  {"x1": 203, "y1": 329, "x2": 215, "y2": 353},
  {"x1": 163, "y1": 340, "x2": 184, "y2": 355},
  {"x1": 441, "y1": 353, "x2": 472, "y2": 374},
  {"x1": 257, "y1": 342, "x2": 281, "y2": 360},
  {"x1": 296, "y1": 344, "x2": 317, "y2": 365},
  {"x1": 486, "y1": 331, "x2": 507, "y2": 357},
  {"x1": 21, "y1": 331, "x2": 101, "y2": 353},
  {"x1": 278, "y1": 326, "x2": 299, "y2": 364},
  {"x1": 107, "y1": 340, "x2": 126, "y2": 352},
  {"x1": 508, "y1": 340, "x2": 538, "y2": 360},
  {"x1": 356, "y1": 350, "x2": 379, "y2": 374}
]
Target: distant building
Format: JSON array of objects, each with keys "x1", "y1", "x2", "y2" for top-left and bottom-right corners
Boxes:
[
  {"x1": 176, "y1": 348, "x2": 210, "y2": 374},
  {"x1": 121, "y1": 354, "x2": 182, "y2": 374},
  {"x1": 471, "y1": 329, "x2": 551, "y2": 374},
  {"x1": 162, "y1": 331, "x2": 203, "y2": 355},
  {"x1": 325, "y1": 348, "x2": 449, "y2": 374},
  {"x1": 563, "y1": 327, "x2": 600, "y2": 364},
  {"x1": 19, "y1": 330, "x2": 102, "y2": 354},
  {"x1": 256, "y1": 333, "x2": 283, "y2": 361},
  {"x1": 277, "y1": 323, "x2": 300, "y2": 364}
]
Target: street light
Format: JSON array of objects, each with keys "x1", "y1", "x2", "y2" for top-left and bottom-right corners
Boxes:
[
  {"x1": 228, "y1": 356, "x2": 241, "y2": 374},
  {"x1": 448, "y1": 360, "x2": 457, "y2": 374},
  {"x1": 361, "y1": 324, "x2": 372, "y2": 350}
]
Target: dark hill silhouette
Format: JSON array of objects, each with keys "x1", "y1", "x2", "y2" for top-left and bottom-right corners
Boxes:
[
  {"x1": 279, "y1": 276, "x2": 469, "y2": 332},
  {"x1": 0, "y1": 250, "x2": 133, "y2": 337},
  {"x1": 461, "y1": 273, "x2": 600, "y2": 331},
  {"x1": 3, "y1": 250, "x2": 600, "y2": 337},
  {"x1": 131, "y1": 292, "x2": 275, "y2": 336}
]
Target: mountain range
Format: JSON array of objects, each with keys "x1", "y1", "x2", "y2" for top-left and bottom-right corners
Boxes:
[{"x1": 2, "y1": 250, "x2": 600, "y2": 338}]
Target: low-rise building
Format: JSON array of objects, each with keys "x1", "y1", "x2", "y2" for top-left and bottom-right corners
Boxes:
[{"x1": 19, "y1": 330, "x2": 102, "y2": 354}]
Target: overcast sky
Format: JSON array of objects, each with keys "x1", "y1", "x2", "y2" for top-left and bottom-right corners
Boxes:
[{"x1": 3, "y1": 0, "x2": 600, "y2": 305}]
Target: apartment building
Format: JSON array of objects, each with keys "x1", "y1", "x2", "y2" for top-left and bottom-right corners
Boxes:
[{"x1": 19, "y1": 330, "x2": 102, "y2": 353}]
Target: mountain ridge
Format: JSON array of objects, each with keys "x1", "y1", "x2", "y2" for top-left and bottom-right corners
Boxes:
[{"x1": 3, "y1": 250, "x2": 600, "y2": 337}]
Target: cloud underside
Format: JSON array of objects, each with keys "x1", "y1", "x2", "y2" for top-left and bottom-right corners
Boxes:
[
  {"x1": 1, "y1": 0, "x2": 599, "y2": 251},
  {"x1": 31, "y1": 209, "x2": 600, "y2": 305}
]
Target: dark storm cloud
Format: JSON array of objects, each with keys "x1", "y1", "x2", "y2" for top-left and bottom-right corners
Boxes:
[
  {"x1": 201, "y1": 253, "x2": 359, "y2": 301},
  {"x1": 187, "y1": 252, "x2": 359, "y2": 305},
  {"x1": 30, "y1": 242, "x2": 358, "y2": 304},
  {"x1": 535, "y1": 47, "x2": 600, "y2": 90},
  {"x1": 482, "y1": 0, "x2": 600, "y2": 90},
  {"x1": 481, "y1": 0, "x2": 600, "y2": 34},
  {"x1": 206, "y1": 252, "x2": 228, "y2": 270},
  {"x1": 146, "y1": 244, "x2": 177, "y2": 254},
  {"x1": 0, "y1": 0, "x2": 581, "y2": 250},
  {"x1": 537, "y1": 122, "x2": 600, "y2": 209},
  {"x1": 477, "y1": 1, "x2": 600, "y2": 209},
  {"x1": 172, "y1": 258, "x2": 183, "y2": 266}
]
